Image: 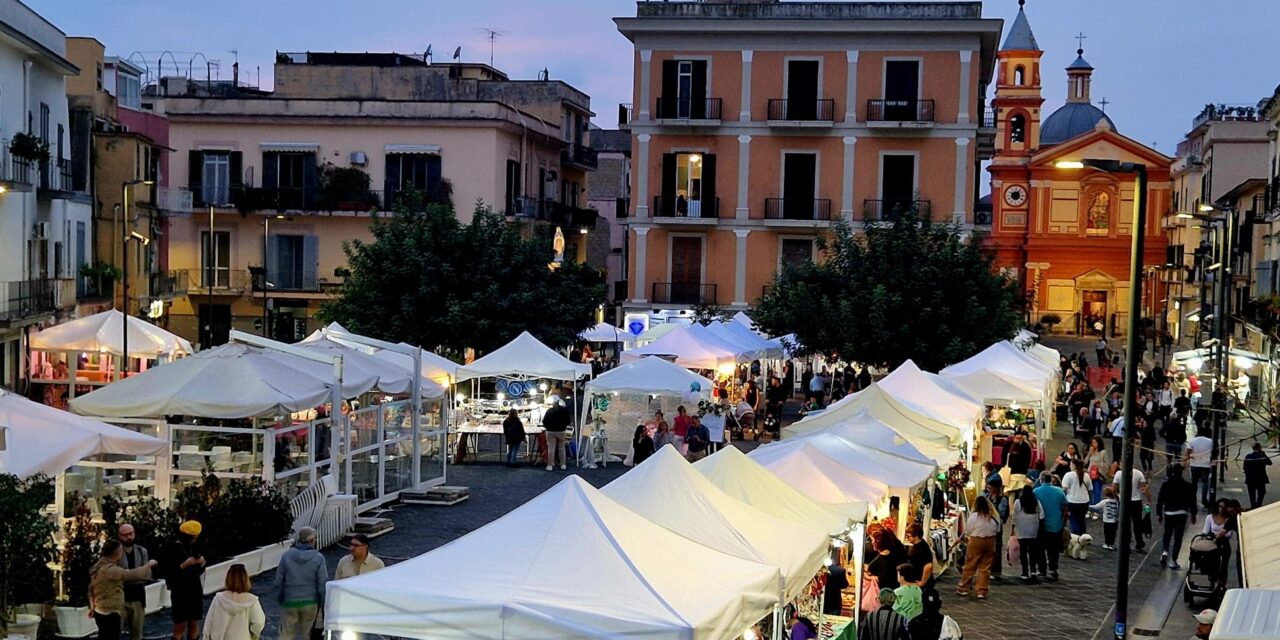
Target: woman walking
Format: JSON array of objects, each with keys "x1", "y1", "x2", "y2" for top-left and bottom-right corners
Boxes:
[
  {"x1": 1085, "y1": 436, "x2": 1113, "y2": 510},
  {"x1": 1062, "y1": 459, "x2": 1094, "y2": 535},
  {"x1": 502, "y1": 409, "x2": 525, "y2": 467},
  {"x1": 957, "y1": 496, "x2": 999, "y2": 599},
  {"x1": 202, "y1": 564, "x2": 265, "y2": 640},
  {"x1": 1012, "y1": 486, "x2": 1044, "y2": 581}
]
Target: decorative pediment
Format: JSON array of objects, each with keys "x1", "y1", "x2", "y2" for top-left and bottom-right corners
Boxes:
[{"x1": 1074, "y1": 268, "x2": 1117, "y2": 287}]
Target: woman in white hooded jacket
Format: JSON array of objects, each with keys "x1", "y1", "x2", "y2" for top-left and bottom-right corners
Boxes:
[{"x1": 203, "y1": 564, "x2": 266, "y2": 640}]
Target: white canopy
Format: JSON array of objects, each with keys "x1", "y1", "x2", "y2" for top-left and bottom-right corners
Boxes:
[
  {"x1": 793, "y1": 410, "x2": 938, "y2": 468},
  {"x1": 1240, "y1": 500, "x2": 1280, "y2": 590},
  {"x1": 579, "y1": 322, "x2": 625, "y2": 343},
  {"x1": 585, "y1": 356, "x2": 714, "y2": 398},
  {"x1": 325, "y1": 476, "x2": 780, "y2": 640},
  {"x1": 622, "y1": 324, "x2": 743, "y2": 370},
  {"x1": 304, "y1": 322, "x2": 459, "y2": 387},
  {"x1": 753, "y1": 441, "x2": 889, "y2": 513},
  {"x1": 295, "y1": 336, "x2": 445, "y2": 399},
  {"x1": 635, "y1": 322, "x2": 683, "y2": 346},
  {"x1": 750, "y1": 427, "x2": 934, "y2": 491},
  {"x1": 879, "y1": 360, "x2": 984, "y2": 434},
  {"x1": 456, "y1": 331, "x2": 591, "y2": 382},
  {"x1": 704, "y1": 321, "x2": 783, "y2": 360},
  {"x1": 941, "y1": 341, "x2": 1055, "y2": 389},
  {"x1": 1020, "y1": 341, "x2": 1061, "y2": 370},
  {"x1": 694, "y1": 445, "x2": 855, "y2": 534},
  {"x1": 1210, "y1": 589, "x2": 1280, "y2": 640},
  {"x1": 940, "y1": 368, "x2": 1043, "y2": 408},
  {"x1": 785, "y1": 383, "x2": 963, "y2": 455},
  {"x1": 0, "y1": 389, "x2": 167, "y2": 478},
  {"x1": 603, "y1": 446, "x2": 829, "y2": 602},
  {"x1": 30, "y1": 309, "x2": 194, "y2": 358},
  {"x1": 70, "y1": 343, "x2": 348, "y2": 419},
  {"x1": 731, "y1": 311, "x2": 754, "y2": 328}
]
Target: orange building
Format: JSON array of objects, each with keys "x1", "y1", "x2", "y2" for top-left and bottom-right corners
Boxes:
[
  {"x1": 614, "y1": 0, "x2": 1002, "y2": 331},
  {"x1": 986, "y1": 3, "x2": 1171, "y2": 337}
]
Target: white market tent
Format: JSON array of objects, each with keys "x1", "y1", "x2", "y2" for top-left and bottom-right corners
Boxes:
[
  {"x1": 70, "y1": 343, "x2": 346, "y2": 419},
  {"x1": 621, "y1": 324, "x2": 742, "y2": 371},
  {"x1": 305, "y1": 322, "x2": 459, "y2": 388},
  {"x1": 1020, "y1": 341, "x2": 1061, "y2": 370},
  {"x1": 1209, "y1": 589, "x2": 1280, "y2": 640},
  {"x1": 634, "y1": 321, "x2": 683, "y2": 347},
  {"x1": 879, "y1": 360, "x2": 983, "y2": 438},
  {"x1": 602, "y1": 445, "x2": 829, "y2": 602},
  {"x1": 812, "y1": 410, "x2": 939, "y2": 467},
  {"x1": 939, "y1": 368, "x2": 1044, "y2": 409},
  {"x1": 784, "y1": 383, "x2": 963, "y2": 462},
  {"x1": 30, "y1": 308, "x2": 194, "y2": 358},
  {"x1": 694, "y1": 445, "x2": 854, "y2": 535},
  {"x1": 1240, "y1": 500, "x2": 1280, "y2": 589},
  {"x1": 295, "y1": 336, "x2": 446, "y2": 399},
  {"x1": 940, "y1": 341, "x2": 1057, "y2": 411},
  {"x1": 750, "y1": 429, "x2": 934, "y2": 491},
  {"x1": 456, "y1": 331, "x2": 591, "y2": 382},
  {"x1": 732, "y1": 311, "x2": 755, "y2": 328},
  {"x1": 581, "y1": 356, "x2": 713, "y2": 455},
  {"x1": 0, "y1": 388, "x2": 167, "y2": 478},
  {"x1": 325, "y1": 476, "x2": 781, "y2": 640},
  {"x1": 753, "y1": 441, "x2": 889, "y2": 514},
  {"x1": 579, "y1": 322, "x2": 626, "y2": 343},
  {"x1": 705, "y1": 321, "x2": 783, "y2": 360}
]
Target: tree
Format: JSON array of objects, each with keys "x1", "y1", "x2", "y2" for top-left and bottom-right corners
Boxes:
[
  {"x1": 321, "y1": 199, "x2": 606, "y2": 357},
  {"x1": 753, "y1": 211, "x2": 1024, "y2": 371},
  {"x1": 0, "y1": 474, "x2": 57, "y2": 636}
]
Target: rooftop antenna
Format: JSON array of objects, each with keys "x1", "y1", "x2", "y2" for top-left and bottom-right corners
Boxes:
[{"x1": 474, "y1": 27, "x2": 507, "y2": 67}]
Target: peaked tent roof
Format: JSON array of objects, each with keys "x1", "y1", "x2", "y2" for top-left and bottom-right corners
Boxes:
[
  {"x1": 784, "y1": 383, "x2": 963, "y2": 451},
  {"x1": 1240, "y1": 500, "x2": 1280, "y2": 589},
  {"x1": 794, "y1": 410, "x2": 937, "y2": 467},
  {"x1": 940, "y1": 341, "x2": 1054, "y2": 388},
  {"x1": 621, "y1": 324, "x2": 742, "y2": 370},
  {"x1": 879, "y1": 360, "x2": 984, "y2": 433},
  {"x1": 1000, "y1": 4, "x2": 1039, "y2": 51},
  {"x1": 706, "y1": 321, "x2": 783, "y2": 359},
  {"x1": 694, "y1": 446, "x2": 853, "y2": 535},
  {"x1": 305, "y1": 323, "x2": 459, "y2": 387},
  {"x1": 750, "y1": 428, "x2": 934, "y2": 491},
  {"x1": 585, "y1": 356, "x2": 714, "y2": 398},
  {"x1": 0, "y1": 389, "x2": 167, "y2": 478},
  {"x1": 30, "y1": 309, "x2": 194, "y2": 358},
  {"x1": 939, "y1": 368, "x2": 1043, "y2": 407},
  {"x1": 753, "y1": 441, "x2": 889, "y2": 511},
  {"x1": 579, "y1": 322, "x2": 625, "y2": 343},
  {"x1": 293, "y1": 337, "x2": 446, "y2": 399},
  {"x1": 603, "y1": 446, "x2": 829, "y2": 602},
  {"x1": 325, "y1": 476, "x2": 781, "y2": 640},
  {"x1": 456, "y1": 331, "x2": 591, "y2": 382}
]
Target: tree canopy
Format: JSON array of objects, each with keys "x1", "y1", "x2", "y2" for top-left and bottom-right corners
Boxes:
[
  {"x1": 321, "y1": 200, "x2": 606, "y2": 357},
  {"x1": 752, "y1": 211, "x2": 1024, "y2": 371}
]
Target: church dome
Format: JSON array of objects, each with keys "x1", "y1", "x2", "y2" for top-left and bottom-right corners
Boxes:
[{"x1": 1039, "y1": 102, "x2": 1115, "y2": 146}]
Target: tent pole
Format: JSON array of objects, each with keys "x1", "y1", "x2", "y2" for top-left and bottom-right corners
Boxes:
[{"x1": 411, "y1": 346, "x2": 422, "y2": 487}]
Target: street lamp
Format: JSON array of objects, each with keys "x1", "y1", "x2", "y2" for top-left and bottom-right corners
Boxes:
[
  {"x1": 120, "y1": 179, "x2": 155, "y2": 380},
  {"x1": 1196, "y1": 202, "x2": 1238, "y2": 505},
  {"x1": 1055, "y1": 158, "x2": 1146, "y2": 640}
]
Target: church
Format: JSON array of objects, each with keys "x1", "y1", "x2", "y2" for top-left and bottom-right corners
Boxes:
[{"x1": 985, "y1": 1, "x2": 1172, "y2": 337}]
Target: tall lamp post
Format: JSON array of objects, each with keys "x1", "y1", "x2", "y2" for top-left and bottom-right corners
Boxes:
[
  {"x1": 1056, "y1": 158, "x2": 1146, "y2": 640},
  {"x1": 120, "y1": 179, "x2": 154, "y2": 380}
]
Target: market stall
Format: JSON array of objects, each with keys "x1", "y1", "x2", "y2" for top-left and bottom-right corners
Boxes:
[
  {"x1": 621, "y1": 323, "x2": 744, "y2": 371},
  {"x1": 694, "y1": 446, "x2": 854, "y2": 535},
  {"x1": 325, "y1": 475, "x2": 782, "y2": 640},
  {"x1": 1208, "y1": 589, "x2": 1280, "y2": 639},
  {"x1": 784, "y1": 383, "x2": 964, "y2": 465},
  {"x1": 603, "y1": 446, "x2": 830, "y2": 602},
  {"x1": 29, "y1": 309, "x2": 194, "y2": 406},
  {"x1": 1239, "y1": 500, "x2": 1280, "y2": 589},
  {"x1": 878, "y1": 359, "x2": 983, "y2": 451},
  {"x1": 580, "y1": 356, "x2": 714, "y2": 459},
  {"x1": 940, "y1": 341, "x2": 1058, "y2": 413},
  {"x1": 752, "y1": 442, "x2": 887, "y2": 516}
]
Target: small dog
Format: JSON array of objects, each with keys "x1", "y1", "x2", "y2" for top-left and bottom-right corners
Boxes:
[{"x1": 1066, "y1": 533, "x2": 1093, "y2": 560}]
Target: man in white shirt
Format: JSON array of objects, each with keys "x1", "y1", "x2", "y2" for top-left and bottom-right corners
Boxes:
[
  {"x1": 1109, "y1": 416, "x2": 1127, "y2": 461},
  {"x1": 1183, "y1": 427, "x2": 1215, "y2": 511},
  {"x1": 1112, "y1": 465, "x2": 1149, "y2": 550}
]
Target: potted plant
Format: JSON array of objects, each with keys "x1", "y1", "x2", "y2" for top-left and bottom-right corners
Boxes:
[
  {"x1": 53, "y1": 495, "x2": 100, "y2": 638},
  {"x1": 320, "y1": 166, "x2": 378, "y2": 211},
  {"x1": 0, "y1": 474, "x2": 57, "y2": 640},
  {"x1": 8, "y1": 132, "x2": 49, "y2": 163},
  {"x1": 1039, "y1": 313, "x2": 1062, "y2": 334},
  {"x1": 100, "y1": 495, "x2": 176, "y2": 614}
]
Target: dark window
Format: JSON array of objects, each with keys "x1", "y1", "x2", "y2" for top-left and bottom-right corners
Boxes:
[
  {"x1": 1010, "y1": 114, "x2": 1026, "y2": 143},
  {"x1": 39, "y1": 103, "x2": 49, "y2": 142},
  {"x1": 883, "y1": 60, "x2": 920, "y2": 120},
  {"x1": 200, "y1": 230, "x2": 231, "y2": 287},
  {"x1": 782, "y1": 152, "x2": 818, "y2": 219},
  {"x1": 198, "y1": 304, "x2": 232, "y2": 347},
  {"x1": 504, "y1": 159, "x2": 522, "y2": 213},
  {"x1": 262, "y1": 151, "x2": 317, "y2": 208},
  {"x1": 881, "y1": 154, "x2": 916, "y2": 212},
  {"x1": 266, "y1": 234, "x2": 319, "y2": 291},
  {"x1": 780, "y1": 238, "x2": 815, "y2": 269},
  {"x1": 660, "y1": 59, "x2": 708, "y2": 119},
  {"x1": 786, "y1": 60, "x2": 821, "y2": 120},
  {"x1": 385, "y1": 153, "x2": 443, "y2": 203}
]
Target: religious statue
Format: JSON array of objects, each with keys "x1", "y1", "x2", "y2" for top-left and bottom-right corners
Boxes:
[{"x1": 1087, "y1": 191, "x2": 1110, "y2": 229}]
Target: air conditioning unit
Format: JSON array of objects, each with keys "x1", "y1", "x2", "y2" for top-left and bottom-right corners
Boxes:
[
  {"x1": 32, "y1": 222, "x2": 49, "y2": 238},
  {"x1": 349, "y1": 151, "x2": 368, "y2": 166}
]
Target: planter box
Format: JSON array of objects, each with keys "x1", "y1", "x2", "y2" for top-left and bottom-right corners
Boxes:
[
  {"x1": 144, "y1": 581, "x2": 165, "y2": 614},
  {"x1": 258, "y1": 541, "x2": 290, "y2": 572},
  {"x1": 233, "y1": 548, "x2": 264, "y2": 576},
  {"x1": 5, "y1": 612, "x2": 40, "y2": 640},
  {"x1": 201, "y1": 558, "x2": 234, "y2": 596},
  {"x1": 53, "y1": 606, "x2": 95, "y2": 638},
  {"x1": 202, "y1": 542, "x2": 290, "y2": 595}
]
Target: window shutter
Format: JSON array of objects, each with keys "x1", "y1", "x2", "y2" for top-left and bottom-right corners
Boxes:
[
  {"x1": 261, "y1": 153, "x2": 278, "y2": 190},
  {"x1": 661, "y1": 60, "x2": 678, "y2": 118},
  {"x1": 188, "y1": 150, "x2": 203, "y2": 205},
  {"x1": 302, "y1": 154, "x2": 318, "y2": 208},
  {"x1": 701, "y1": 154, "x2": 717, "y2": 216},
  {"x1": 691, "y1": 61, "x2": 708, "y2": 118},
  {"x1": 303, "y1": 235, "x2": 320, "y2": 290},
  {"x1": 660, "y1": 153, "x2": 676, "y2": 216},
  {"x1": 228, "y1": 151, "x2": 243, "y2": 193},
  {"x1": 264, "y1": 234, "x2": 278, "y2": 289},
  {"x1": 384, "y1": 155, "x2": 400, "y2": 196},
  {"x1": 427, "y1": 155, "x2": 443, "y2": 201}
]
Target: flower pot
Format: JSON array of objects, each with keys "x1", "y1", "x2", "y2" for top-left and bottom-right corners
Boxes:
[
  {"x1": 144, "y1": 581, "x2": 165, "y2": 614},
  {"x1": 6, "y1": 612, "x2": 41, "y2": 639},
  {"x1": 258, "y1": 541, "x2": 290, "y2": 572},
  {"x1": 53, "y1": 606, "x2": 95, "y2": 638}
]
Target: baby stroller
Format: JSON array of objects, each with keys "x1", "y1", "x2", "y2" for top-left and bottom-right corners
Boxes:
[{"x1": 1182, "y1": 534, "x2": 1228, "y2": 606}]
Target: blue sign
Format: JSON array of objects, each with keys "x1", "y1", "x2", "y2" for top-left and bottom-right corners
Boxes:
[
  {"x1": 507, "y1": 381, "x2": 526, "y2": 398},
  {"x1": 628, "y1": 320, "x2": 645, "y2": 336}
]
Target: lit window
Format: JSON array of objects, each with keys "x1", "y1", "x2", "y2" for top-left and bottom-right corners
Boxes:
[{"x1": 1010, "y1": 115, "x2": 1026, "y2": 143}]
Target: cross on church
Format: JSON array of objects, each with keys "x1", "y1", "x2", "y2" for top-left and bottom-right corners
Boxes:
[
  {"x1": 1099, "y1": 97, "x2": 1110, "y2": 112},
  {"x1": 1075, "y1": 32, "x2": 1087, "y2": 50}
]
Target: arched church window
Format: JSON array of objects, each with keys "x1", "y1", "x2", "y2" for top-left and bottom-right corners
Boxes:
[
  {"x1": 1014, "y1": 65, "x2": 1025, "y2": 85},
  {"x1": 1010, "y1": 114, "x2": 1026, "y2": 143}
]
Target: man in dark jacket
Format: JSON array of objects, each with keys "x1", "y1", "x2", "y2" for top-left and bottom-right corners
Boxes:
[
  {"x1": 117, "y1": 524, "x2": 151, "y2": 640},
  {"x1": 823, "y1": 564, "x2": 849, "y2": 616},
  {"x1": 1005, "y1": 431, "x2": 1032, "y2": 475},
  {"x1": 1157, "y1": 464, "x2": 1197, "y2": 570},
  {"x1": 542, "y1": 395, "x2": 572, "y2": 470},
  {"x1": 860, "y1": 588, "x2": 909, "y2": 640},
  {"x1": 1243, "y1": 442, "x2": 1273, "y2": 509},
  {"x1": 275, "y1": 527, "x2": 329, "y2": 640}
]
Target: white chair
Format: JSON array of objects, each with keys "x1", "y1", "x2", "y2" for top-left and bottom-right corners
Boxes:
[
  {"x1": 179, "y1": 444, "x2": 199, "y2": 453},
  {"x1": 231, "y1": 451, "x2": 256, "y2": 473},
  {"x1": 210, "y1": 446, "x2": 233, "y2": 472},
  {"x1": 177, "y1": 453, "x2": 204, "y2": 471}
]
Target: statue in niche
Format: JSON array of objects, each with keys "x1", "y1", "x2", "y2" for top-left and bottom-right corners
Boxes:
[{"x1": 1087, "y1": 191, "x2": 1111, "y2": 229}]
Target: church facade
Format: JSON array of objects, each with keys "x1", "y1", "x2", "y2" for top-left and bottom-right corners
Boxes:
[{"x1": 985, "y1": 3, "x2": 1172, "y2": 337}]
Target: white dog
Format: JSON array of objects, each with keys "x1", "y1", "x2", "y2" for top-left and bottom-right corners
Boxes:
[{"x1": 1066, "y1": 533, "x2": 1093, "y2": 560}]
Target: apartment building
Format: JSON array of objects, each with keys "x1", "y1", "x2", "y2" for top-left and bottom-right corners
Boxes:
[
  {"x1": 587, "y1": 127, "x2": 632, "y2": 305},
  {"x1": 150, "y1": 53, "x2": 597, "y2": 347},
  {"x1": 614, "y1": 0, "x2": 1002, "y2": 329},
  {"x1": 0, "y1": 0, "x2": 91, "y2": 390}
]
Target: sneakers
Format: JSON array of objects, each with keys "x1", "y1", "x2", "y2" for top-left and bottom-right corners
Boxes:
[
  {"x1": 1169, "y1": 561, "x2": 1182, "y2": 570},
  {"x1": 1102, "y1": 544, "x2": 1115, "y2": 551},
  {"x1": 1048, "y1": 571, "x2": 1059, "y2": 581},
  {"x1": 559, "y1": 464, "x2": 567, "y2": 470},
  {"x1": 955, "y1": 589, "x2": 970, "y2": 597},
  {"x1": 1160, "y1": 552, "x2": 1168, "y2": 568},
  {"x1": 546, "y1": 465, "x2": 554, "y2": 471},
  {"x1": 976, "y1": 594, "x2": 987, "y2": 600},
  {"x1": 1038, "y1": 572, "x2": 1049, "y2": 580}
]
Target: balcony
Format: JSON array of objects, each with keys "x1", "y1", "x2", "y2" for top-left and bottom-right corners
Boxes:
[
  {"x1": 866, "y1": 99, "x2": 935, "y2": 126},
  {"x1": 199, "y1": 185, "x2": 386, "y2": 213},
  {"x1": 655, "y1": 96, "x2": 723, "y2": 123},
  {"x1": 263, "y1": 268, "x2": 320, "y2": 293},
  {"x1": 764, "y1": 197, "x2": 832, "y2": 222},
  {"x1": 562, "y1": 143, "x2": 599, "y2": 170},
  {"x1": 652, "y1": 195, "x2": 721, "y2": 220},
  {"x1": 1192, "y1": 103, "x2": 1263, "y2": 130},
  {"x1": 156, "y1": 187, "x2": 194, "y2": 213},
  {"x1": 618, "y1": 103, "x2": 633, "y2": 129},
  {"x1": 151, "y1": 270, "x2": 190, "y2": 298},
  {"x1": 37, "y1": 157, "x2": 77, "y2": 196},
  {"x1": 192, "y1": 269, "x2": 252, "y2": 295},
  {"x1": 766, "y1": 99, "x2": 836, "y2": 125},
  {"x1": 0, "y1": 278, "x2": 65, "y2": 325},
  {"x1": 651, "y1": 282, "x2": 717, "y2": 306},
  {"x1": 864, "y1": 199, "x2": 932, "y2": 222}
]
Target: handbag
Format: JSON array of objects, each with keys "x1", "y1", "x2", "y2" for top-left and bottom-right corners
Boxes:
[
  {"x1": 1089, "y1": 464, "x2": 1101, "y2": 481},
  {"x1": 859, "y1": 574, "x2": 880, "y2": 613},
  {"x1": 1005, "y1": 534, "x2": 1020, "y2": 567}
]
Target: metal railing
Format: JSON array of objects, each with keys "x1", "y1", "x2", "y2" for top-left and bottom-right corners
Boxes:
[
  {"x1": 651, "y1": 282, "x2": 717, "y2": 305},
  {"x1": 194, "y1": 268, "x2": 252, "y2": 293},
  {"x1": 863, "y1": 199, "x2": 932, "y2": 221},
  {"x1": 767, "y1": 98, "x2": 836, "y2": 122},
  {"x1": 0, "y1": 278, "x2": 59, "y2": 321},
  {"x1": 266, "y1": 268, "x2": 320, "y2": 292},
  {"x1": 764, "y1": 197, "x2": 832, "y2": 221},
  {"x1": 157, "y1": 186, "x2": 194, "y2": 212},
  {"x1": 38, "y1": 157, "x2": 77, "y2": 193},
  {"x1": 867, "y1": 98, "x2": 936, "y2": 122},
  {"x1": 655, "y1": 96, "x2": 723, "y2": 120},
  {"x1": 618, "y1": 103, "x2": 633, "y2": 127},
  {"x1": 652, "y1": 195, "x2": 721, "y2": 219},
  {"x1": 980, "y1": 108, "x2": 997, "y2": 128},
  {"x1": 151, "y1": 270, "x2": 190, "y2": 298},
  {"x1": 0, "y1": 140, "x2": 34, "y2": 186},
  {"x1": 562, "y1": 143, "x2": 599, "y2": 170}
]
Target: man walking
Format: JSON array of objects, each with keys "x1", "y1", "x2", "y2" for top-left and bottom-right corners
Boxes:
[
  {"x1": 1034, "y1": 474, "x2": 1068, "y2": 580},
  {"x1": 809, "y1": 367, "x2": 827, "y2": 408},
  {"x1": 1184, "y1": 427, "x2": 1214, "y2": 511},
  {"x1": 1243, "y1": 442, "x2": 1272, "y2": 509},
  {"x1": 335, "y1": 533, "x2": 385, "y2": 579},
  {"x1": 1156, "y1": 464, "x2": 1196, "y2": 570},
  {"x1": 542, "y1": 395, "x2": 572, "y2": 470},
  {"x1": 1113, "y1": 464, "x2": 1149, "y2": 550},
  {"x1": 1095, "y1": 336, "x2": 1108, "y2": 367},
  {"x1": 275, "y1": 527, "x2": 329, "y2": 640},
  {"x1": 117, "y1": 524, "x2": 149, "y2": 640}
]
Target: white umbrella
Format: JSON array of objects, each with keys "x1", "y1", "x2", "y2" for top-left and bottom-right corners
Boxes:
[
  {"x1": 30, "y1": 309, "x2": 193, "y2": 358},
  {"x1": 0, "y1": 389, "x2": 166, "y2": 477}
]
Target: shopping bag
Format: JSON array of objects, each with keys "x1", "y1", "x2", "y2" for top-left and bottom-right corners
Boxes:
[
  {"x1": 1005, "y1": 535, "x2": 1020, "y2": 567},
  {"x1": 940, "y1": 615, "x2": 963, "y2": 640},
  {"x1": 1140, "y1": 511, "x2": 1153, "y2": 537},
  {"x1": 859, "y1": 574, "x2": 880, "y2": 613}
]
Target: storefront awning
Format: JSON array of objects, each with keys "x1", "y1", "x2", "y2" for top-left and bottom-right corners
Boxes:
[
  {"x1": 384, "y1": 144, "x2": 441, "y2": 155},
  {"x1": 259, "y1": 142, "x2": 320, "y2": 152}
]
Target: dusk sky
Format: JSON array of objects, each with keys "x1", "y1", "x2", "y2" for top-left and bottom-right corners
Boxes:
[{"x1": 34, "y1": 0, "x2": 1280, "y2": 155}]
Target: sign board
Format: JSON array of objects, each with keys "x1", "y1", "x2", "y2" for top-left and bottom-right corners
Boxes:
[{"x1": 625, "y1": 313, "x2": 649, "y2": 337}]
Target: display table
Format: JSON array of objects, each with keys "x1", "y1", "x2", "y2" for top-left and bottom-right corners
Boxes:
[
  {"x1": 822, "y1": 614, "x2": 854, "y2": 640},
  {"x1": 454, "y1": 417, "x2": 545, "y2": 462}
]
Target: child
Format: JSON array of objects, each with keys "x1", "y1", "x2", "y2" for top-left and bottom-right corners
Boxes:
[
  {"x1": 892, "y1": 563, "x2": 923, "y2": 621},
  {"x1": 1090, "y1": 485, "x2": 1121, "y2": 550}
]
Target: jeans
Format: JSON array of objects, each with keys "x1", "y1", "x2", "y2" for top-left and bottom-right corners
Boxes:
[
  {"x1": 1248, "y1": 483, "x2": 1267, "y2": 509},
  {"x1": 545, "y1": 430, "x2": 567, "y2": 468},
  {"x1": 1191, "y1": 466, "x2": 1211, "y2": 508},
  {"x1": 1104, "y1": 521, "x2": 1118, "y2": 546},
  {"x1": 1165, "y1": 442, "x2": 1184, "y2": 465},
  {"x1": 1018, "y1": 536, "x2": 1042, "y2": 577},
  {"x1": 505, "y1": 441, "x2": 521, "y2": 464},
  {"x1": 94, "y1": 612, "x2": 121, "y2": 640},
  {"x1": 1038, "y1": 529, "x2": 1062, "y2": 573},
  {"x1": 280, "y1": 604, "x2": 319, "y2": 640},
  {"x1": 1067, "y1": 503, "x2": 1089, "y2": 535},
  {"x1": 1128, "y1": 500, "x2": 1146, "y2": 548},
  {"x1": 1139, "y1": 446, "x2": 1155, "y2": 471},
  {"x1": 1162, "y1": 513, "x2": 1187, "y2": 560},
  {"x1": 122, "y1": 600, "x2": 145, "y2": 639},
  {"x1": 1091, "y1": 480, "x2": 1104, "y2": 505}
]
